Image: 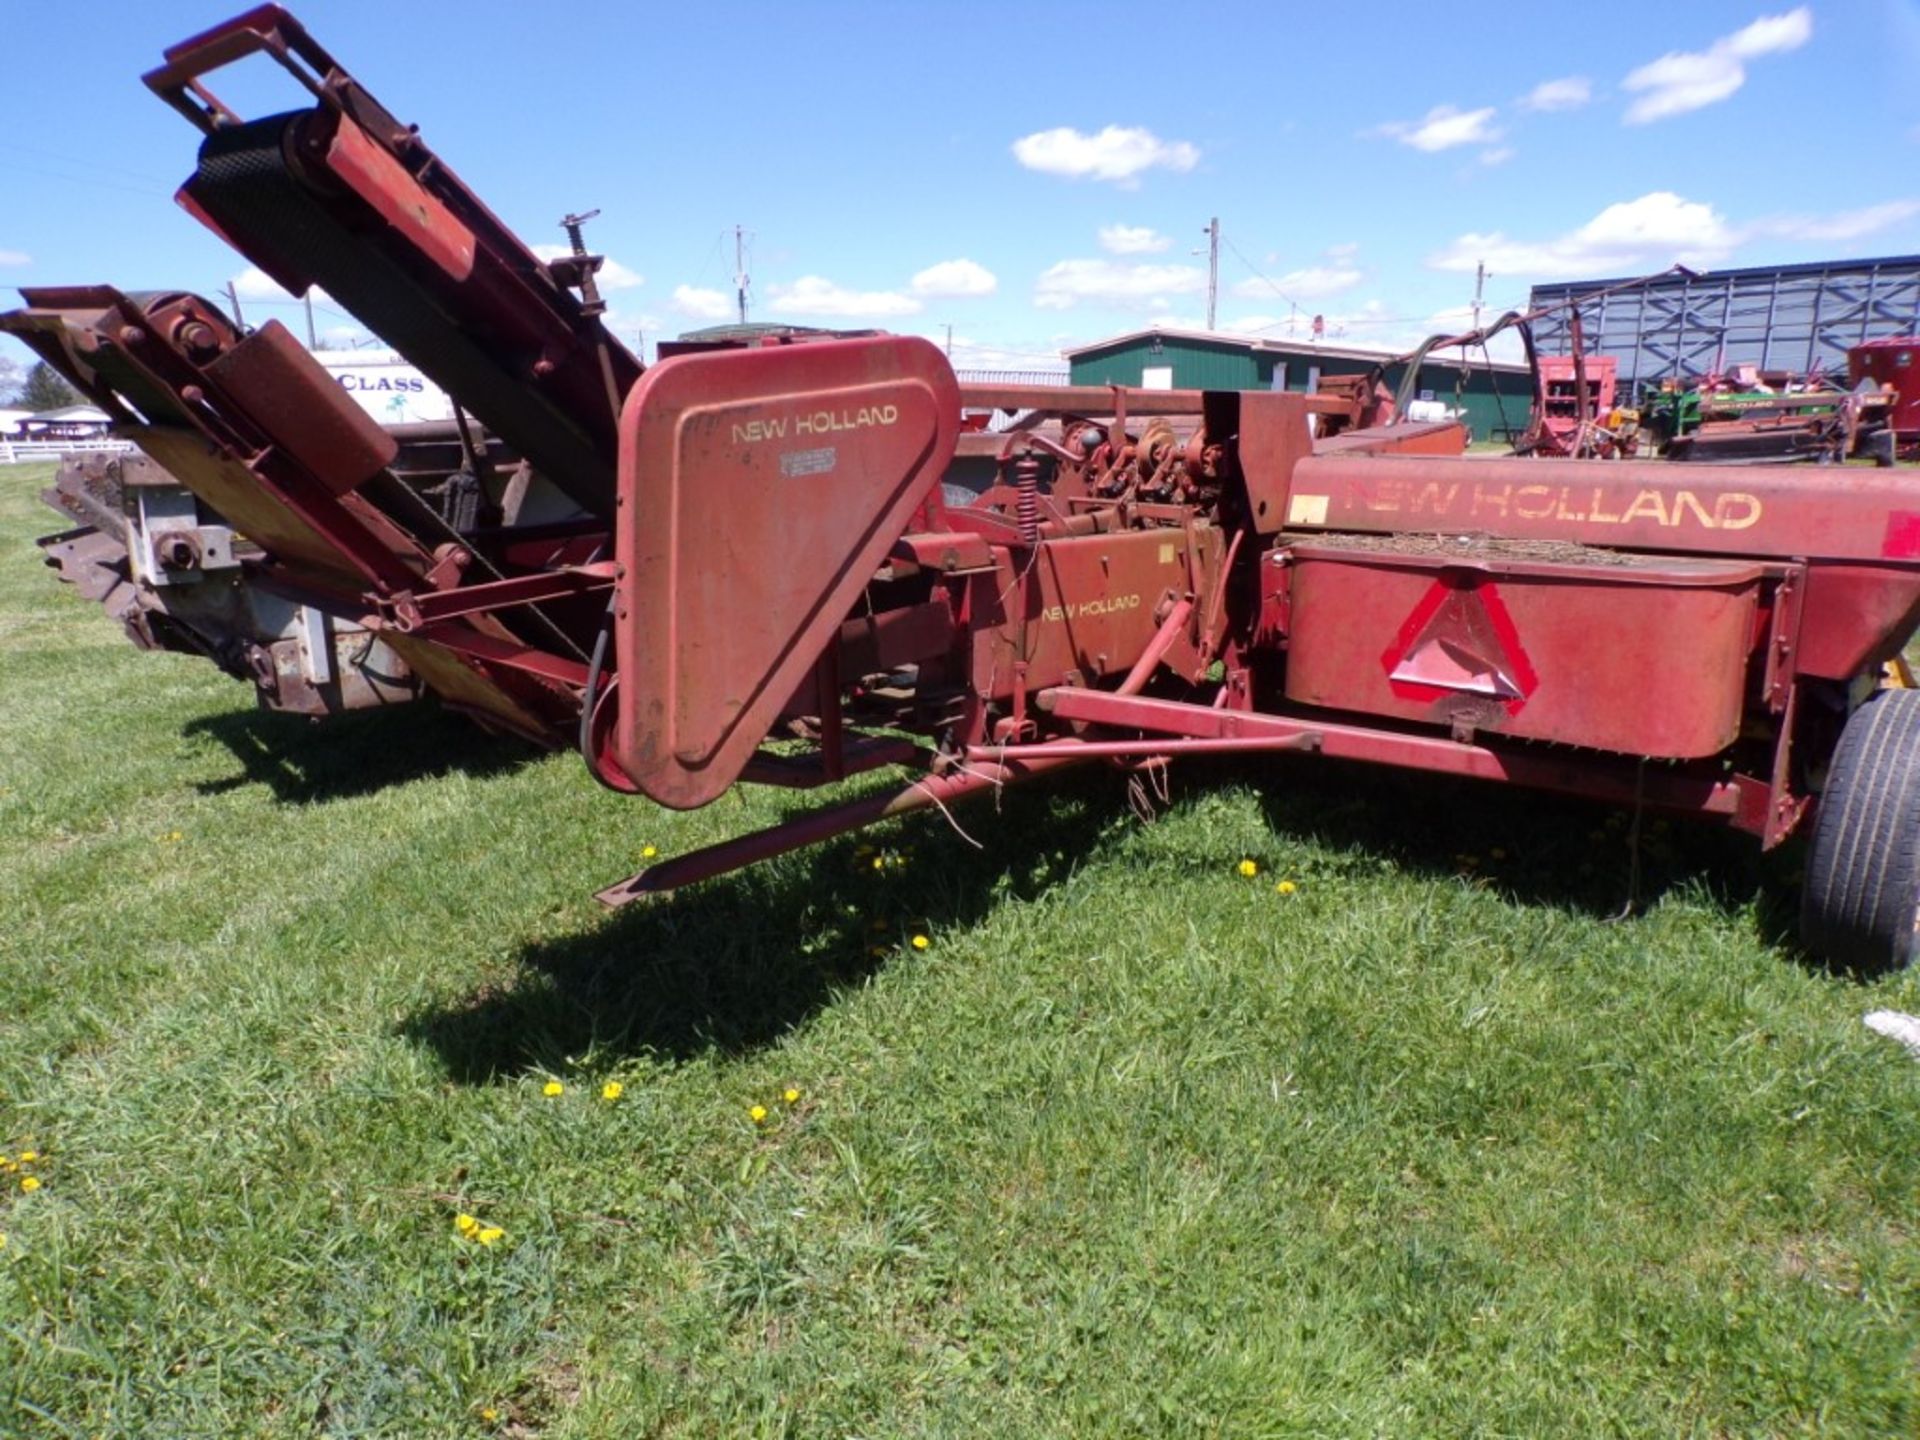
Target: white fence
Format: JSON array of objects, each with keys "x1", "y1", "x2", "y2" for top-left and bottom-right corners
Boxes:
[{"x1": 0, "y1": 439, "x2": 138, "y2": 465}]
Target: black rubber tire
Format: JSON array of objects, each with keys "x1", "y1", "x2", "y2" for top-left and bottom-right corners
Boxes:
[{"x1": 1801, "y1": 688, "x2": 1920, "y2": 971}]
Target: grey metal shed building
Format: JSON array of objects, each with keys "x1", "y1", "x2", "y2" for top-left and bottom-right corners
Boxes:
[{"x1": 1528, "y1": 254, "x2": 1920, "y2": 400}]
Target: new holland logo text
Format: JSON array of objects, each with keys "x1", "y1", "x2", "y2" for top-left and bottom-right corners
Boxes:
[
  {"x1": 732, "y1": 405, "x2": 899, "y2": 446},
  {"x1": 1040, "y1": 593, "x2": 1142, "y2": 624},
  {"x1": 1339, "y1": 478, "x2": 1763, "y2": 531}
]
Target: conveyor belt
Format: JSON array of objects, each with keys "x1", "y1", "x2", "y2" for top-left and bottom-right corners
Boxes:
[{"x1": 186, "y1": 114, "x2": 618, "y2": 518}]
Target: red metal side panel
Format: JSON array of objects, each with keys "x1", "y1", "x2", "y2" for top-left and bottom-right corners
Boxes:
[
  {"x1": 1283, "y1": 545, "x2": 1764, "y2": 759},
  {"x1": 1287, "y1": 454, "x2": 1920, "y2": 563},
  {"x1": 612, "y1": 336, "x2": 960, "y2": 808}
]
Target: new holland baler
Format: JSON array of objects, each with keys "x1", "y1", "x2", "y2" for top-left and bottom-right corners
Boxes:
[{"x1": 8, "y1": 7, "x2": 1920, "y2": 973}]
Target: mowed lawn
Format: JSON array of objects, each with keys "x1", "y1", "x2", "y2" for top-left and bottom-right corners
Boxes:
[{"x1": 1, "y1": 460, "x2": 1917, "y2": 1438}]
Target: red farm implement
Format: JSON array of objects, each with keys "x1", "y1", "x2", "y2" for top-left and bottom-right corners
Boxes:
[{"x1": 9, "y1": 6, "x2": 1920, "y2": 971}]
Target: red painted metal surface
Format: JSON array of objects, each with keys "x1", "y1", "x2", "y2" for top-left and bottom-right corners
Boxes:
[
  {"x1": 1282, "y1": 545, "x2": 1765, "y2": 758},
  {"x1": 1849, "y1": 337, "x2": 1920, "y2": 439},
  {"x1": 1286, "y1": 453, "x2": 1917, "y2": 563},
  {"x1": 611, "y1": 336, "x2": 960, "y2": 808}
]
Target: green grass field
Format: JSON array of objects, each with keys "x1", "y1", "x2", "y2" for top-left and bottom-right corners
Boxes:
[{"x1": 2, "y1": 461, "x2": 1917, "y2": 1437}]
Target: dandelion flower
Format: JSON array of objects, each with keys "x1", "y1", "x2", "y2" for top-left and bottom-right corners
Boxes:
[
  {"x1": 641, "y1": 845, "x2": 659, "y2": 860},
  {"x1": 749, "y1": 1104, "x2": 768, "y2": 1124},
  {"x1": 19, "y1": 1177, "x2": 39, "y2": 1193},
  {"x1": 1276, "y1": 880, "x2": 1298, "y2": 895},
  {"x1": 782, "y1": 1087, "x2": 801, "y2": 1104},
  {"x1": 601, "y1": 1081, "x2": 623, "y2": 1102},
  {"x1": 872, "y1": 857, "x2": 885, "y2": 871},
  {"x1": 542, "y1": 1080, "x2": 564, "y2": 1097},
  {"x1": 474, "y1": 1226, "x2": 505, "y2": 1246},
  {"x1": 455, "y1": 1213, "x2": 479, "y2": 1235},
  {"x1": 482, "y1": 1408, "x2": 499, "y2": 1423},
  {"x1": 910, "y1": 934, "x2": 930, "y2": 951},
  {"x1": 1237, "y1": 859, "x2": 1259, "y2": 877},
  {"x1": 17, "y1": 1152, "x2": 34, "y2": 1164}
]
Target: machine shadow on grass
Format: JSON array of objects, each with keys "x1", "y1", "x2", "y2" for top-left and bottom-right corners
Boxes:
[
  {"x1": 186, "y1": 699, "x2": 536, "y2": 804},
  {"x1": 404, "y1": 756, "x2": 1810, "y2": 1084},
  {"x1": 403, "y1": 769, "x2": 1123, "y2": 1081},
  {"x1": 1241, "y1": 753, "x2": 1807, "y2": 960}
]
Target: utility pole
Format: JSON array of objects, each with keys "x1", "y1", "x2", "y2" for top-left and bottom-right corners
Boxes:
[
  {"x1": 223, "y1": 281, "x2": 245, "y2": 329},
  {"x1": 944, "y1": 323, "x2": 953, "y2": 357},
  {"x1": 1204, "y1": 216, "x2": 1219, "y2": 331},
  {"x1": 734, "y1": 224, "x2": 749, "y2": 325},
  {"x1": 303, "y1": 291, "x2": 319, "y2": 348},
  {"x1": 1471, "y1": 261, "x2": 1488, "y2": 333}
]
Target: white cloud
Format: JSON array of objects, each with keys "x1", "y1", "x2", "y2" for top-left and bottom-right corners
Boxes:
[
  {"x1": 909, "y1": 258, "x2": 997, "y2": 298},
  {"x1": 942, "y1": 336, "x2": 1069, "y2": 372},
  {"x1": 1429, "y1": 187, "x2": 1920, "y2": 280},
  {"x1": 1032, "y1": 258, "x2": 1206, "y2": 310},
  {"x1": 1098, "y1": 224, "x2": 1171, "y2": 255},
  {"x1": 1230, "y1": 264, "x2": 1364, "y2": 302},
  {"x1": 765, "y1": 275, "x2": 921, "y2": 318},
  {"x1": 1011, "y1": 125, "x2": 1200, "y2": 184},
  {"x1": 1427, "y1": 191, "x2": 1737, "y2": 276},
  {"x1": 1375, "y1": 104, "x2": 1502, "y2": 153},
  {"x1": 1479, "y1": 147, "x2": 1516, "y2": 168},
  {"x1": 1520, "y1": 76, "x2": 1592, "y2": 112},
  {"x1": 1622, "y1": 6, "x2": 1811, "y2": 123},
  {"x1": 1753, "y1": 199, "x2": 1920, "y2": 243},
  {"x1": 229, "y1": 265, "x2": 338, "y2": 313},
  {"x1": 531, "y1": 244, "x2": 643, "y2": 290},
  {"x1": 0, "y1": 249, "x2": 28, "y2": 266},
  {"x1": 670, "y1": 284, "x2": 733, "y2": 320}
]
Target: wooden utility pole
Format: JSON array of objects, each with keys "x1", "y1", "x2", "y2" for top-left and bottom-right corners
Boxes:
[
  {"x1": 1204, "y1": 217, "x2": 1220, "y2": 331},
  {"x1": 223, "y1": 281, "x2": 245, "y2": 329},
  {"x1": 734, "y1": 225, "x2": 749, "y2": 325}
]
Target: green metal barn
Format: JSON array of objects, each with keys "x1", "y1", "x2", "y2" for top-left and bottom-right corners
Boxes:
[{"x1": 1064, "y1": 328, "x2": 1531, "y2": 443}]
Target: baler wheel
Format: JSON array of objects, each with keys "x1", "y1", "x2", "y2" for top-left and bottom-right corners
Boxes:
[{"x1": 1801, "y1": 689, "x2": 1920, "y2": 971}]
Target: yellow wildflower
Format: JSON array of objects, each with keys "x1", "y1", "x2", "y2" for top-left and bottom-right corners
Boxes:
[
  {"x1": 20, "y1": 1177, "x2": 40, "y2": 1193},
  {"x1": 782, "y1": 1087, "x2": 801, "y2": 1104},
  {"x1": 1237, "y1": 859, "x2": 1259, "y2": 878},
  {"x1": 474, "y1": 1226, "x2": 505, "y2": 1246},
  {"x1": 871, "y1": 857, "x2": 885, "y2": 871},
  {"x1": 482, "y1": 1408, "x2": 499, "y2": 1423},
  {"x1": 455, "y1": 1213, "x2": 479, "y2": 1235},
  {"x1": 1276, "y1": 880, "x2": 1298, "y2": 895},
  {"x1": 0, "y1": 1234, "x2": 7, "y2": 1249},
  {"x1": 641, "y1": 845, "x2": 659, "y2": 860},
  {"x1": 749, "y1": 1104, "x2": 768, "y2": 1124},
  {"x1": 542, "y1": 1080, "x2": 564, "y2": 1097},
  {"x1": 601, "y1": 1081, "x2": 623, "y2": 1101},
  {"x1": 17, "y1": 1152, "x2": 35, "y2": 1164},
  {"x1": 910, "y1": 934, "x2": 930, "y2": 951}
]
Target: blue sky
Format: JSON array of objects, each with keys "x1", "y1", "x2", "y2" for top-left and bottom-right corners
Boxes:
[{"x1": 3, "y1": 1, "x2": 1918, "y2": 376}]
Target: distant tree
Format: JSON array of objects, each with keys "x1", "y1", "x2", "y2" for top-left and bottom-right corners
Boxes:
[
  {"x1": 20, "y1": 361, "x2": 80, "y2": 412},
  {"x1": 0, "y1": 354, "x2": 22, "y2": 403}
]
